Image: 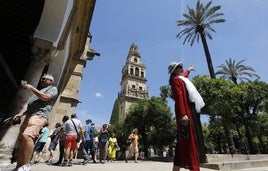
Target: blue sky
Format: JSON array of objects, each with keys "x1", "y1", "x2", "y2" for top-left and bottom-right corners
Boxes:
[{"x1": 75, "y1": 0, "x2": 268, "y2": 126}]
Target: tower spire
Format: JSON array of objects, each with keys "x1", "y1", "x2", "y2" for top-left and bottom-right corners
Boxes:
[{"x1": 118, "y1": 43, "x2": 149, "y2": 120}]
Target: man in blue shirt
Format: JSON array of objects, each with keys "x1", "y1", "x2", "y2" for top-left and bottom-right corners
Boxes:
[{"x1": 82, "y1": 119, "x2": 95, "y2": 164}]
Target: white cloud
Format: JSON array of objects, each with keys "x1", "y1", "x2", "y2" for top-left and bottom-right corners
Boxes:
[{"x1": 95, "y1": 92, "x2": 102, "y2": 97}]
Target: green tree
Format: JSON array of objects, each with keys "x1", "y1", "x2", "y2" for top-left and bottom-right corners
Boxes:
[
  {"x1": 215, "y1": 58, "x2": 260, "y2": 84},
  {"x1": 193, "y1": 76, "x2": 237, "y2": 153},
  {"x1": 124, "y1": 97, "x2": 175, "y2": 157},
  {"x1": 177, "y1": 0, "x2": 225, "y2": 78},
  {"x1": 194, "y1": 76, "x2": 268, "y2": 154},
  {"x1": 109, "y1": 99, "x2": 119, "y2": 125},
  {"x1": 254, "y1": 113, "x2": 268, "y2": 153},
  {"x1": 159, "y1": 85, "x2": 171, "y2": 101},
  {"x1": 233, "y1": 81, "x2": 268, "y2": 153},
  {"x1": 146, "y1": 97, "x2": 175, "y2": 154},
  {"x1": 206, "y1": 118, "x2": 226, "y2": 153}
]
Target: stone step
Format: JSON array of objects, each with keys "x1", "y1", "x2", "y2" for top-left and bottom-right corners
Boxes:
[
  {"x1": 202, "y1": 159, "x2": 268, "y2": 171},
  {"x1": 206, "y1": 154, "x2": 268, "y2": 163}
]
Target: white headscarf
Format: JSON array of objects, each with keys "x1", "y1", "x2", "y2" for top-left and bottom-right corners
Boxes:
[{"x1": 178, "y1": 76, "x2": 205, "y2": 113}]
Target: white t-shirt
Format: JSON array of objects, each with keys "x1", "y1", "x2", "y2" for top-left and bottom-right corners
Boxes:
[{"x1": 63, "y1": 118, "x2": 82, "y2": 135}]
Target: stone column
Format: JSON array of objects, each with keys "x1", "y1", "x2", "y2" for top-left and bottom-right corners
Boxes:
[
  {"x1": 48, "y1": 57, "x2": 84, "y2": 126},
  {"x1": 48, "y1": 35, "x2": 93, "y2": 126},
  {"x1": 0, "y1": 38, "x2": 54, "y2": 156}
]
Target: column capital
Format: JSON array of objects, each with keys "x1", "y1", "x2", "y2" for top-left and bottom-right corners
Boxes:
[{"x1": 31, "y1": 38, "x2": 55, "y2": 64}]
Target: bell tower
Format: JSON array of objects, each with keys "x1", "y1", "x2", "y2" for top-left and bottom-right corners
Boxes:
[{"x1": 118, "y1": 43, "x2": 149, "y2": 121}]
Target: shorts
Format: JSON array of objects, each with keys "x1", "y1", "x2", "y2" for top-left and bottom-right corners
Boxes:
[
  {"x1": 93, "y1": 142, "x2": 99, "y2": 149},
  {"x1": 20, "y1": 115, "x2": 48, "y2": 139},
  {"x1": 128, "y1": 145, "x2": 139, "y2": 153},
  {"x1": 134, "y1": 146, "x2": 139, "y2": 153},
  {"x1": 48, "y1": 142, "x2": 58, "y2": 151},
  {"x1": 64, "y1": 134, "x2": 78, "y2": 150},
  {"x1": 34, "y1": 142, "x2": 46, "y2": 152}
]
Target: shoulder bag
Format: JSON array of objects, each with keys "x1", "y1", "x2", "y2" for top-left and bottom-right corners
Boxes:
[
  {"x1": 177, "y1": 120, "x2": 190, "y2": 139},
  {"x1": 71, "y1": 119, "x2": 81, "y2": 142}
]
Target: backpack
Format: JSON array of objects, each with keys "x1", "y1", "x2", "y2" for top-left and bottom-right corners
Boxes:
[
  {"x1": 90, "y1": 126, "x2": 98, "y2": 138},
  {"x1": 51, "y1": 127, "x2": 61, "y2": 143},
  {"x1": 100, "y1": 132, "x2": 108, "y2": 143}
]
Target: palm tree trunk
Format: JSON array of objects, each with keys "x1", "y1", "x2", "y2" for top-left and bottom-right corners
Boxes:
[
  {"x1": 216, "y1": 133, "x2": 223, "y2": 153},
  {"x1": 141, "y1": 129, "x2": 149, "y2": 157},
  {"x1": 223, "y1": 124, "x2": 235, "y2": 155},
  {"x1": 200, "y1": 33, "x2": 216, "y2": 78},
  {"x1": 244, "y1": 122, "x2": 254, "y2": 153},
  {"x1": 257, "y1": 134, "x2": 265, "y2": 153}
]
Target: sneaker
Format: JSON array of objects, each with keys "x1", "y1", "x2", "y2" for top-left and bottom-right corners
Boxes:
[
  {"x1": 17, "y1": 164, "x2": 31, "y2": 171},
  {"x1": 45, "y1": 159, "x2": 52, "y2": 163},
  {"x1": 82, "y1": 158, "x2": 90, "y2": 165},
  {"x1": 52, "y1": 162, "x2": 61, "y2": 166},
  {"x1": 46, "y1": 159, "x2": 54, "y2": 164},
  {"x1": 60, "y1": 161, "x2": 68, "y2": 167},
  {"x1": 68, "y1": 161, "x2": 72, "y2": 166},
  {"x1": 33, "y1": 160, "x2": 39, "y2": 164}
]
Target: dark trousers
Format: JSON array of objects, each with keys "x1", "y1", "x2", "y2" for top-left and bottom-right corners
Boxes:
[
  {"x1": 57, "y1": 140, "x2": 65, "y2": 164},
  {"x1": 84, "y1": 140, "x2": 95, "y2": 161}
]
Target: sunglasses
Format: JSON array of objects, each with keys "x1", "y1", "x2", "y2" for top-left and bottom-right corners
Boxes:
[{"x1": 41, "y1": 77, "x2": 52, "y2": 81}]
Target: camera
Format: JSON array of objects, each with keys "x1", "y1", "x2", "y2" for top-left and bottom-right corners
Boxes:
[
  {"x1": 21, "y1": 80, "x2": 27, "y2": 86},
  {"x1": 12, "y1": 117, "x2": 21, "y2": 125}
]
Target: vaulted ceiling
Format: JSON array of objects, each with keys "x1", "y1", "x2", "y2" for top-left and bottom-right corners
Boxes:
[{"x1": 0, "y1": 1, "x2": 45, "y2": 114}]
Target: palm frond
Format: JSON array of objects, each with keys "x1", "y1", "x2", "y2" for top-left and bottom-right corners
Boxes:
[
  {"x1": 207, "y1": 6, "x2": 222, "y2": 16},
  {"x1": 208, "y1": 19, "x2": 225, "y2": 25},
  {"x1": 206, "y1": 32, "x2": 213, "y2": 40},
  {"x1": 191, "y1": 32, "x2": 198, "y2": 46},
  {"x1": 176, "y1": 0, "x2": 225, "y2": 46},
  {"x1": 205, "y1": 25, "x2": 216, "y2": 33},
  {"x1": 204, "y1": 0, "x2": 213, "y2": 11},
  {"x1": 216, "y1": 58, "x2": 260, "y2": 84},
  {"x1": 184, "y1": 32, "x2": 194, "y2": 44},
  {"x1": 207, "y1": 13, "x2": 225, "y2": 21}
]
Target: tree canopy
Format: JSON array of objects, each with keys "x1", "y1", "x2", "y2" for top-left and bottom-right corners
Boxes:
[
  {"x1": 193, "y1": 75, "x2": 268, "y2": 154},
  {"x1": 124, "y1": 97, "x2": 175, "y2": 157}
]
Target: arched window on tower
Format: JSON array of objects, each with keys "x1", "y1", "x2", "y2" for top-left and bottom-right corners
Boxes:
[
  {"x1": 141, "y1": 71, "x2": 144, "y2": 78},
  {"x1": 135, "y1": 67, "x2": 139, "y2": 76},
  {"x1": 130, "y1": 68, "x2": 133, "y2": 75},
  {"x1": 120, "y1": 106, "x2": 123, "y2": 117},
  {"x1": 134, "y1": 58, "x2": 137, "y2": 63},
  {"x1": 123, "y1": 69, "x2": 128, "y2": 76}
]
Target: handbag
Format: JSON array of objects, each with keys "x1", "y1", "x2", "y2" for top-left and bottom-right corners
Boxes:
[
  {"x1": 126, "y1": 138, "x2": 133, "y2": 146},
  {"x1": 177, "y1": 120, "x2": 190, "y2": 139},
  {"x1": 116, "y1": 145, "x2": 120, "y2": 151},
  {"x1": 71, "y1": 119, "x2": 81, "y2": 142}
]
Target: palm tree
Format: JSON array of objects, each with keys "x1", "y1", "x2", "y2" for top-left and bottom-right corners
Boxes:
[
  {"x1": 215, "y1": 58, "x2": 260, "y2": 84},
  {"x1": 177, "y1": 0, "x2": 225, "y2": 78}
]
